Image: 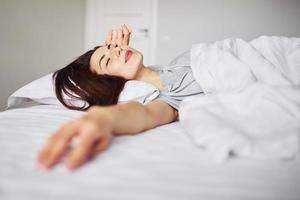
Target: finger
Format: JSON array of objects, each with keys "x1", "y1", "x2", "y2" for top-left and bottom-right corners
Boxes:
[
  {"x1": 65, "y1": 129, "x2": 99, "y2": 170},
  {"x1": 110, "y1": 30, "x2": 117, "y2": 46},
  {"x1": 37, "y1": 133, "x2": 59, "y2": 164},
  {"x1": 122, "y1": 25, "x2": 130, "y2": 45},
  {"x1": 90, "y1": 133, "x2": 112, "y2": 158},
  {"x1": 38, "y1": 120, "x2": 80, "y2": 168},
  {"x1": 116, "y1": 28, "x2": 123, "y2": 46},
  {"x1": 105, "y1": 29, "x2": 113, "y2": 45},
  {"x1": 44, "y1": 134, "x2": 73, "y2": 169},
  {"x1": 123, "y1": 24, "x2": 132, "y2": 33}
]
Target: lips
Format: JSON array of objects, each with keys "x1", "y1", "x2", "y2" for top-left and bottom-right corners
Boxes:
[{"x1": 125, "y1": 50, "x2": 133, "y2": 63}]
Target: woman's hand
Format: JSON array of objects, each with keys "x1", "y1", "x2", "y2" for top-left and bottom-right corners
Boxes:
[
  {"x1": 37, "y1": 111, "x2": 113, "y2": 170},
  {"x1": 105, "y1": 24, "x2": 132, "y2": 47}
]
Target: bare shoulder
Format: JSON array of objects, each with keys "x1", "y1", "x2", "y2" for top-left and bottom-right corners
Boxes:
[{"x1": 144, "y1": 99, "x2": 178, "y2": 125}]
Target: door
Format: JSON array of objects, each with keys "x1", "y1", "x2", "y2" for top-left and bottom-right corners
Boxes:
[{"x1": 85, "y1": 0, "x2": 157, "y2": 65}]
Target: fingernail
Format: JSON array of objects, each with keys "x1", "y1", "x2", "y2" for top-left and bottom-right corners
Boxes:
[
  {"x1": 67, "y1": 164, "x2": 75, "y2": 171},
  {"x1": 45, "y1": 164, "x2": 52, "y2": 170},
  {"x1": 37, "y1": 163, "x2": 46, "y2": 170},
  {"x1": 66, "y1": 161, "x2": 74, "y2": 170}
]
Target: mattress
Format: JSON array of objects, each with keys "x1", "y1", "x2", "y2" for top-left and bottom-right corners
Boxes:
[{"x1": 0, "y1": 104, "x2": 299, "y2": 200}]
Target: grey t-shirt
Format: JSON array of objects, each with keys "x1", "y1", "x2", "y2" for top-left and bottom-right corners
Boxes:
[{"x1": 149, "y1": 50, "x2": 203, "y2": 110}]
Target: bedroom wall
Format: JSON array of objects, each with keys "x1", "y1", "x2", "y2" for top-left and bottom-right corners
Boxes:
[
  {"x1": 0, "y1": 0, "x2": 85, "y2": 111},
  {"x1": 1, "y1": 0, "x2": 300, "y2": 111},
  {"x1": 156, "y1": 0, "x2": 300, "y2": 64}
]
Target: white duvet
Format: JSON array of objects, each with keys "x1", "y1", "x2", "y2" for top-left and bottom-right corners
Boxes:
[{"x1": 179, "y1": 36, "x2": 300, "y2": 162}]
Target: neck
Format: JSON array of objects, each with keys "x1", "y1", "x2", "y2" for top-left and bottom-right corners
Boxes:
[{"x1": 133, "y1": 65, "x2": 164, "y2": 90}]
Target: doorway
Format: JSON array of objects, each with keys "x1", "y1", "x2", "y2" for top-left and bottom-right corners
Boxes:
[{"x1": 85, "y1": 0, "x2": 157, "y2": 65}]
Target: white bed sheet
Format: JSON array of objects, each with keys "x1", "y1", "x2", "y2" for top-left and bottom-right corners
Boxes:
[{"x1": 0, "y1": 105, "x2": 299, "y2": 200}]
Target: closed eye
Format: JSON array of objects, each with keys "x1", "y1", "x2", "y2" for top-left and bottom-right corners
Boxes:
[{"x1": 106, "y1": 58, "x2": 110, "y2": 67}]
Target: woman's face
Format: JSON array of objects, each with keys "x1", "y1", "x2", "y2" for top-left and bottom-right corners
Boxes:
[{"x1": 89, "y1": 45, "x2": 143, "y2": 79}]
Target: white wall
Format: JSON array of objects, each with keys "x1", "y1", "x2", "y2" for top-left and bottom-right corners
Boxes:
[
  {"x1": 1, "y1": 0, "x2": 300, "y2": 111},
  {"x1": 0, "y1": 0, "x2": 85, "y2": 111},
  {"x1": 156, "y1": 0, "x2": 300, "y2": 64}
]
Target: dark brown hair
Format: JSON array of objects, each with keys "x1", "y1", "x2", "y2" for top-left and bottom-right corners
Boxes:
[{"x1": 53, "y1": 46, "x2": 127, "y2": 111}]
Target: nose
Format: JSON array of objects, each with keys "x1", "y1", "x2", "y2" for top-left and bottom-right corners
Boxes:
[{"x1": 110, "y1": 46, "x2": 122, "y2": 57}]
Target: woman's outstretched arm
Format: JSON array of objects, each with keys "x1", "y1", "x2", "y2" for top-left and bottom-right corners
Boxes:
[
  {"x1": 88, "y1": 99, "x2": 178, "y2": 135},
  {"x1": 37, "y1": 100, "x2": 178, "y2": 170}
]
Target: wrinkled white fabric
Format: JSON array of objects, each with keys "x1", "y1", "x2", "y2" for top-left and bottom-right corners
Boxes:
[{"x1": 179, "y1": 36, "x2": 300, "y2": 162}]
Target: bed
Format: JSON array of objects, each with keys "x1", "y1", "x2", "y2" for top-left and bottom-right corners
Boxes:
[
  {"x1": 0, "y1": 103, "x2": 299, "y2": 200},
  {"x1": 1, "y1": 36, "x2": 300, "y2": 200}
]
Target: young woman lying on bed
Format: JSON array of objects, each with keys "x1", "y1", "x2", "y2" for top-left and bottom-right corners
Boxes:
[{"x1": 37, "y1": 25, "x2": 203, "y2": 170}]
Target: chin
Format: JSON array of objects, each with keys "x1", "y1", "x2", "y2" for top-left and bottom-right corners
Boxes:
[{"x1": 131, "y1": 51, "x2": 143, "y2": 68}]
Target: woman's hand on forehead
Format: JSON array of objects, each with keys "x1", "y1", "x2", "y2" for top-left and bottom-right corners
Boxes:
[{"x1": 105, "y1": 24, "x2": 132, "y2": 47}]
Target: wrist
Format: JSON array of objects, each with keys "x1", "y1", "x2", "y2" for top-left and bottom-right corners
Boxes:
[{"x1": 84, "y1": 106, "x2": 114, "y2": 131}]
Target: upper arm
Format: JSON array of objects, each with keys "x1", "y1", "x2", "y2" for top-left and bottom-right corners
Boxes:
[{"x1": 144, "y1": 99, "x2": 178, "y2": 128}]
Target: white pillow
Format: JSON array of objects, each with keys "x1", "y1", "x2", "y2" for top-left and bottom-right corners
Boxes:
[{"x1": 7, "y1": 73, "x2": 159, "y2": 109}]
